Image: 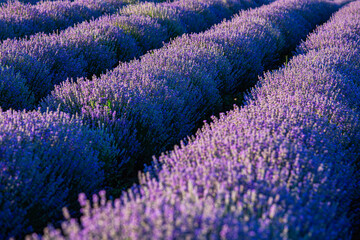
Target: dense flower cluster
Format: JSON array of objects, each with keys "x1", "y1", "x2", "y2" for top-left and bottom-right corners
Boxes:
[
  {"x1": 0, "y1": 0, "x2": 268, "y2": 109},
  {"x1": 30, "y1": 0, "x2": 360, "y2": 239},
  {"x1": 42, "y1": 0, "x2": 341, "y2": 191},
  {"x1": 0, "y1": 108, "x2": 120, "y2": 239}
]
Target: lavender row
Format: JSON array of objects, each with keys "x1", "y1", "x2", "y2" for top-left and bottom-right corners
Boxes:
[
  {"x1": 0, "y1": 108, "x2": 121, "y2": 239},
  {"x1": 0, "y1": 0, "x2": 169, "y2": 41},
  {"x1": 41, "y1": 0, "x2": 342, "y2": 192},
  {"x1": 0, "y1": 0, "x2": 267, "y2": 109},
  {"x1": 0, "y1": 0, "x2": 58, "y2": 4},
  {"x1": 32, "y1": 0, "x2": 360, "y2": 239}
]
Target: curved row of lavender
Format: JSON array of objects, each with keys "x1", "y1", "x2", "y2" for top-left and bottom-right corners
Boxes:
[
  {"x1": 0, "y1": 0, "x2": 169, "y2": 41},
  {"x1": 30, "y1": 0, "x2": 360, "y2": 238},
  {"x1": 41, "y1": 0, "x2": 342, "y2": 196},
  {"x1": 0, "y1": 0, "x2": 58, "y2": 4},
  {"x1": 0, "y1": 0, "x2": 61, "y2": 4},
  {"x1": 0, "y1": 0, "x2": 268, "y2": 110}
]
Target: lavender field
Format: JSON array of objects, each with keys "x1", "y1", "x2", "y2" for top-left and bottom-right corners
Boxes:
[{"x1": 0, "y1": 0, "x2": 359, "y2": 239}]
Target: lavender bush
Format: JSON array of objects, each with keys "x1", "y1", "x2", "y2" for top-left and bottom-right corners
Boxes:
[
  {"x1": 196, "y1": 0, "x2": 340, "y2": 90},
  {"x1": 42, "y1": 0, "x2": 342, "y2": 193},
  {"x1": 117, "y1": 0, "x2": 259, "y2": 38},
  {"x1": 0, "y1": 64, "x2": 35, "y2": 110},
  {"x1": 0, "y1": 0, "x2": 269, "y2": 109},
  {"x1": 0, "y1": 0, "x2": 58, "y2": 4},
  {"x1": 0, "y1": 108, "x2": 120, "y2": 239},
  {"x1": 118, "y1": 2, "x2": 187, "y2": 39},
  {"x1": 31, "y1": 1, "x2": 360, "y2": 239},
  {"x1": 0, "y1": 0, "x2": 127, "y2": 40}
]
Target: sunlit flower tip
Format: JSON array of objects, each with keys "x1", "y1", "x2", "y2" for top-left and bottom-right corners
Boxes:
[
  {"x1": 62, "y1": 207, "x2": 71, "y2": 220},
  {"x1": 78, "y1": 192, "x2": 88, "y2": 206},
  {"x1": 269, "y1": 204, "x2": 277, "y2": 219}
]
